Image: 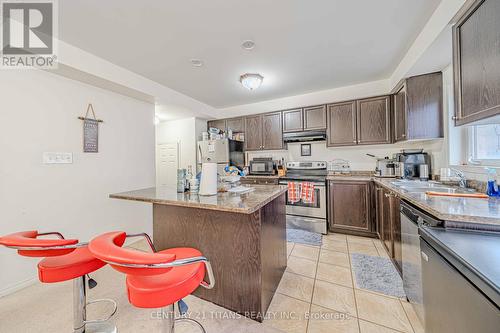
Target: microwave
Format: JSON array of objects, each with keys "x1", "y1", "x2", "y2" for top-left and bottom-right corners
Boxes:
[{"x1": 249, "y1": 158, "x2": 275, "y2": 175}]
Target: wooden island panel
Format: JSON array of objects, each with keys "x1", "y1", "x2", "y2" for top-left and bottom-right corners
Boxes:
[{"x1": 153, "y1": 193, "x2": 287, "y2": 321}]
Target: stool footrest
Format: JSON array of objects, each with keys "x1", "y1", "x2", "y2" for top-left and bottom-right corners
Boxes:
[{"x1": 84, "y1": 298, "x2": 118, "y2": 324}]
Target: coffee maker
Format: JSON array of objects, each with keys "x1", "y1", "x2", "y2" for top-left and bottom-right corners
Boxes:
[{"x1": 394, "y1": 149, "x2": 431, "y2": 179}]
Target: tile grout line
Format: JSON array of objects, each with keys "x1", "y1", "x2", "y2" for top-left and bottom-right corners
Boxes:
[
  {"x1": 346, "y1": 238, "x2": 362, "y2": 333},
  {"x1": 399, "y1": 299, "x2": 418, "y2": 333},
  {"x1": 304, "y1": 240, "x2": 320, "y2": 333}
]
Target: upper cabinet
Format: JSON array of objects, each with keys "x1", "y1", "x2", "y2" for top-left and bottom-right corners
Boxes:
[
  {"x1": 225, "y1": 117, "x2": 245, "y2": 132},
  {"x1": 327, "y1": 96, "x2": 391, "y2": 147},
  {"x1": 262, "y1": 112, "x2": 284, "y2": 150},
  {"x1": 245, "y1": 112, "x2": 283, "y2": 151},
  {"x1": 282, "y1": 109, "x2": 303, "y2": 132},
  {"x1": 283, "y1": 106, "x2": 326, "y2": 132},
  {"x1": 453, "y1": 0, "x2": 500, "y2": 125},
  {"x1": 393, "y1": 72, "x2": 443, "y2": 142},
  {"x1": 207, "y1": 119, "x2": 226, "y2": 131},
  {"x1": 244, "y1": 115, "x2": 263, "y2": 150},
  {"x1": 327, "y1": 101, "x2": 357, "y2": 146},
  {"x1": 304, "y1": 105, "x2": 327, "y2": 130},
  {"x1": 357, "y1": 96, "x2": 391, "y2": 145}
]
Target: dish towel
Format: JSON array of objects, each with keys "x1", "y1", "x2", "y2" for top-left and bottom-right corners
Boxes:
[
  {"x1": 301, "y1": 182, "x2": 315, "y2": 204},
  {"x1": 287, "y1": 182, "x2": 301, "y2": 203}
]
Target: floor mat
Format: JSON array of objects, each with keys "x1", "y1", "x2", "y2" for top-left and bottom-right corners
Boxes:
[
  {"x1": 286, "y1": 228, "x2": 322, "y2": 246},
  {"x1": 351, "y1": 253, "x2": 406, "y2": 298}
]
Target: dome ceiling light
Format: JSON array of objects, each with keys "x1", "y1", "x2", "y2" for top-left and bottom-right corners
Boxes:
[{"x1": 240, "y1": 73, "x2": 264, "y2": 91}]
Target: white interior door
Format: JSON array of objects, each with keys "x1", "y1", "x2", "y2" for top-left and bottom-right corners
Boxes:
[{"x1": 156, "y1": 142, "x2": 179, "y2": 187}]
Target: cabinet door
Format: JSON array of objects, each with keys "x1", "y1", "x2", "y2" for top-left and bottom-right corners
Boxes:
[
  {"x1": 406, "y1": 72, "x2": 443, "y2": 139},
  {"x1": 381, "y1": 188, "x2": 393, "y2": 257},
  {"x1": 390, "y1": 195, "x2": 402, "y2": 273},
  {"x1": 244, "y1": 115, "x2": 263, "y2": 150},
  {"x1": 262, "y1": 112, "x2": 283, "y2": 150},
  {"x1": 225, "y1": 117, "x2": 244, "y2": 132},
  {"x1": 357, "y1": 96, "x2": 391, "y2": 145},
  {"x1": 282, "y1": 109, "x2": 303, "y2": 132},
  {"x1": 327, "y1": 101, "x2": 357, "y2": 146},
  {"x1": 304, "y1": 105, "x2": 326, "y2": 130},
  {"x1": 328, "y1": 181, "x2": 371, "y2": 232},
  {"x1": 453, "y1": 0, "x2": 500, "y2": 125},
  {"x1": 207, "y1": 119, "x2": 226, "y2": 131},
  {"x1": 394, "y1": 84, "x2": 407, "y2": 142}
]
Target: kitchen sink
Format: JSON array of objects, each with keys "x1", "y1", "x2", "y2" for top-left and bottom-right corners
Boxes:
[{"x1": 390, "y1": 180, "x2": 476, "y2": 194}]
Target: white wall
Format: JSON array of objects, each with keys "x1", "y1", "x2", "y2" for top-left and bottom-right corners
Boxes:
[{"x1": 0, "y1": 69, "x2": 155, "y2": 296}]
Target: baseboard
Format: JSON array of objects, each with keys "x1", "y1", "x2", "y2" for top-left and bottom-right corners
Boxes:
[{"x1": 0, "y1": 276, "x2": 38, "y2": 298}]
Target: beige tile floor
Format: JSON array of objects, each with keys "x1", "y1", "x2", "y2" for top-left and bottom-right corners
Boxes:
[{"x1": 0, "y1": 234, "x2": 425, "y2": 333}]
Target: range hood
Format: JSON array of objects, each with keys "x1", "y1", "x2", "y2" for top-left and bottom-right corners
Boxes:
[{"x1": 283, "y1": 130, "x2": 327, "y2": 143}]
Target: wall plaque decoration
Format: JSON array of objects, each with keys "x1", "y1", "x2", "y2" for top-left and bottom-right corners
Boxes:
[{"x1": 78, "y1": 103, "x2": 103, "y2": 153}]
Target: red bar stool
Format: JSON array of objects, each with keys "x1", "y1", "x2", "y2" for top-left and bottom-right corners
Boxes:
[
  {"x1": 0, "y1": 230, "x2": 117, "y2": 333},
  {"x1": 88, "y1": 231, "x2": 215, "y2": 333}
]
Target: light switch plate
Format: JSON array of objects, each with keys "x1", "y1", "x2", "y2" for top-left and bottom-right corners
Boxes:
[{"x1": 43, "y1": 152, "x2": 73, "y2": 164}]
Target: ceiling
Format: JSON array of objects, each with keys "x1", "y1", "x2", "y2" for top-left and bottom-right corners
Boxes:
[{"x1": 59, "y1": 0, "x2": 441, "y2": 108}]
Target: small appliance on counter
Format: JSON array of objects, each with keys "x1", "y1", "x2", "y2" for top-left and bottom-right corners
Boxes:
[
  {"x1": 249, "y1": 157, "x2": 275, "y2": 175},
  {"x1": 394, "y1": 149, "x2": 432, "y2": 179},
  {"x1": 367, "y1": 154, "x2": 396, "y2": 177}
]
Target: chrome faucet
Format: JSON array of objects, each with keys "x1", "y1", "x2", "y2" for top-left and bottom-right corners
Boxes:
[{"x1": 451, "y1": 168, "x2": 467, "y2": 188}]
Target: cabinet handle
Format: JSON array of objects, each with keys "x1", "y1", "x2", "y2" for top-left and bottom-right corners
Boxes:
[
  {"x1": 384, "y1": 193, "x2": 390, "y2": 197},
  {"x1": 353, "y1": 140, "x2": 357, "y2": 143},
  {"x1": 402, "y1": 134, "x2": 406, "y2": 138},
  {"x1": 451, "y1": 116, "x2": 457, "y2": 120}
]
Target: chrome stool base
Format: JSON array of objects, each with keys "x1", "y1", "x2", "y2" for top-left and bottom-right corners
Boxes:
[
  {"x1": 159, "y1": 304, "x2": 206, "y2": 333},
  {"x1": 74, "y1": 275, "x2": 117, "y2": 333},
  {"x1": 82, "y1": 322, "x2": 118, "y2": 333}
]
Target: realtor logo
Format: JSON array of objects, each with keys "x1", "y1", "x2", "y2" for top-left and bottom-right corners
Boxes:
[{"x1": 1, "y1": 0, "x2": 58, "y2": 68}]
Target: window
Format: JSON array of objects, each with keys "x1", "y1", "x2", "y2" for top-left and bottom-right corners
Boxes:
[{"x1": 469, "y1": 124, "x2": 500, "y2": 165}]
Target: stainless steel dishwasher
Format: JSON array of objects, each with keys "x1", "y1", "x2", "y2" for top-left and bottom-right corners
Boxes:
[{"x1": 400, "y1": 201, "x2": 441, "y2": 326}]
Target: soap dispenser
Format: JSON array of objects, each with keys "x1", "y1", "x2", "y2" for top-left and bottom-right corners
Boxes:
[{"x1": 485, "y1": 168, "x2": 499, "y2": 197}]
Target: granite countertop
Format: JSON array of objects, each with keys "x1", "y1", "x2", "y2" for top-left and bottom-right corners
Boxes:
[
  {"x1": 373, "y1": 178, "x2": 500, "y2": 226},
  {"x1": 110, "y1": 185, "x2": 287, "y2": 214}
]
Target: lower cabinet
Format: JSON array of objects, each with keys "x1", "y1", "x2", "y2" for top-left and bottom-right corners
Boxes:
[
  {"x1": 328, "y1": 180, "x2": 376, "y2": 236},
  {"x1": 376, "y1": 185, "x2": 402, "y2": 274}
]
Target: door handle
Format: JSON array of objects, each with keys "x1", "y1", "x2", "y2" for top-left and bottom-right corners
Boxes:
[{"x1": 421, "y1": 251, "x2": 429, "y2": 262}]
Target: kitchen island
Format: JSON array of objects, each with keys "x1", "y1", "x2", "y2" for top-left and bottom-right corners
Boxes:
[{"x1": 110, "y1": 185, "x2": 287, "y2": 321}]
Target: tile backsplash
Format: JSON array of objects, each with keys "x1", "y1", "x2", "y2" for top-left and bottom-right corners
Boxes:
[{"x1": 247, "y1": 139, "x2": 445, "y2": 174}]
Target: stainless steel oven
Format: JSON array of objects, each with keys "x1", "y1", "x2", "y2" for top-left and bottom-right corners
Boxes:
[{"x1": 279, "y1": 161, "x2": 328, "y2": 234}]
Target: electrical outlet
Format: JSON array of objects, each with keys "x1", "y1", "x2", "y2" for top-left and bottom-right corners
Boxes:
[{"x1": 43, "y1": 152, "x2": 73, "y2": 164}]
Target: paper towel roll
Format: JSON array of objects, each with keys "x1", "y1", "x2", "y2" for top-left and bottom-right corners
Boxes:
[{"x1": 199, "y1": 162, "x2": 218, "y2": 196}]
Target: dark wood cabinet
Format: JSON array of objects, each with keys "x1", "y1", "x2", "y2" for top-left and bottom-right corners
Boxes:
[
  {"x1": 453, "y1": 0, "x2": 500, "y2": 125},
  {"x1": 391, "y1": 195, "x2": 402, "y2": 272},
  {"x1": 207, "y1": 119, "x2": 226, "y2": 131},
  {"x1": 375, "y1": 185, "x2": 402, "y2": 274},
  {"x1": 328, "y1": 180, "x2": 375, "y2": 237},
  {"x1": 262, "y1": 112, "x2": 283, "y2": 150},
  {"x1": 393, "y1": 73, "x2": 443, "y2": 141},
  {"x1": 225, "y1": 117, "x2": 244, "y2": 132},
  {"x1": 304, "y1": 105, "x2": 327, "y2": 130},
  {"x1": 244, "y1": 115, "x2": 263, "y2": 151},
  {"x1": 393, "y1": 84, "x2": 407, "y2": 142},
  {"x1": 245, "y1": 112, "x2": 283, "y2": 151},
  {"x1": 357, "y1": 96, "x2": 391, "y2": 145},
  {"x1": 327, "y1": 101, "x2": 357, "y2": 147},
  {"x1": 282, "y1": 109, "x2": 303, "y2": 132}
]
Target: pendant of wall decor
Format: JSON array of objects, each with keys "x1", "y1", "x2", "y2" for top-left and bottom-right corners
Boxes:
[{"x1": 78, "y1": 103, "x2": 103, "y2": 153}]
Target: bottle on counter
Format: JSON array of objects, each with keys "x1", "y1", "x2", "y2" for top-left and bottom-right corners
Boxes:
[
  {"x1": 177, "y1": 169, "x2": 187, "y2": 193},
  {"x1": 485, "y1": 167, "x2": 499, "y2": 197}
]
